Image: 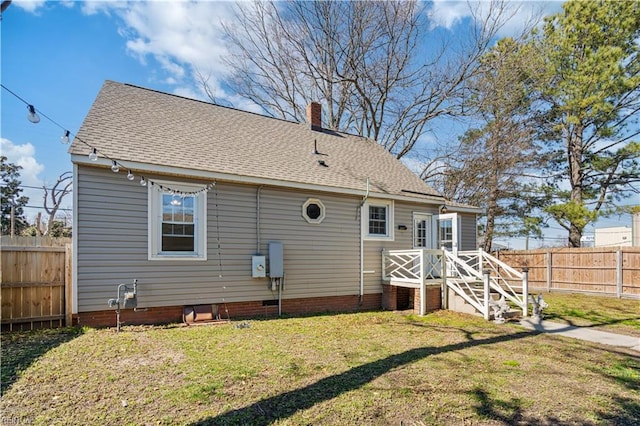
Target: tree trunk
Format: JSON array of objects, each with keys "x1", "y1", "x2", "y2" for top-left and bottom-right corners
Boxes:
[{"x1": 567, "y1": 124, "x2": 584, "y2": 248}]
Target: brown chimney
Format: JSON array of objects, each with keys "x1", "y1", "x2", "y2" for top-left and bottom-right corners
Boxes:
[{"x1": 306, "y1": 102, "x2": 322, "y2": 130}]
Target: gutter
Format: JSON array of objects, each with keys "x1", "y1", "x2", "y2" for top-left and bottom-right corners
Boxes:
[{"x1": 71, "y1": 155, "x2": 447, "y2": 206}]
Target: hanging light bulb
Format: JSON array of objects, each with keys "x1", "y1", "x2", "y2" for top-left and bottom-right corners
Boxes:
[
  {"x1": 140, "y1": 176, "x2": 147, "y2": 186},
  {"x1": 60, "y1": 130, "x2": 71, "y2": 144},
  {"x1": 111, "y1": 161, "x2": 120, "y2": 173},
  {"x1": 127, "y1": 170, "x2": 135, "y2": 181},
  {"x1": 27, "y1": 105, "x2": 40, "y2": 123},
  {"x1": 88, "y1": 148, "x2": 98, "y2": 161}
]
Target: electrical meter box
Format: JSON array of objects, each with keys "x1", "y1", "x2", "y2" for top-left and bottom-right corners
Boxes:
[
  {"x1": 252, "y1": 255, "x2": 266, "y2": 278},
  {"x1": 268, "y1": 241, "x2": 284, "y2": 278}
]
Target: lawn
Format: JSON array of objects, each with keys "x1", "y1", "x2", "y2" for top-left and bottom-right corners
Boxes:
[
  {"x1": 1, "y1": 297, "x2": 639, "y2": 425},
  {"x1": 539, "y1": 292, "x2": 640, "y2": 337}
]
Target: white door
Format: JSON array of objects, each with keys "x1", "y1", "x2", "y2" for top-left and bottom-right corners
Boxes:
[
  {"x1": 414, "y1": 213, "x2": 439, "y2": 279},
  {"x1": 413, "y1": 213, "x2": 433, "y2": 249},
  {"x1": 438, "y1": 213, "x2": 459, "y2": 255}
]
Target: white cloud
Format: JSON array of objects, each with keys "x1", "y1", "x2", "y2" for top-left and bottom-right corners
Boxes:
[
  {"x1": 428, "y1": 1, "x2": 564, "y2": 37},
  {"x1": 1, "y1": 139, "x2": 46, "y2": 214},
  {"x1": 11, "y1": 0, "x2": 47, "y2": 13},
  {"x1": 86, "y1": 1, "x2": 236, "y2": 102},
  {"x1": 1, "y1": 138, "x2": 44, "y2": 187},
  {"x1": 428, "y1": 0, "x2": 471, "y2": 29}
]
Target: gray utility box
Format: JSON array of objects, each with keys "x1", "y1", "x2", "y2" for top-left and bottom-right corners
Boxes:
[
  {"x1": 252, "y1": 255, "x2": 266, "y2": 278},
  {"x1": 268, "y1": 241, "x2": 284, "y2": 278}
]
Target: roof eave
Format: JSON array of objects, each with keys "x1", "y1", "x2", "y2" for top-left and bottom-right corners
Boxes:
[{"x1": 71, "y1": 155, "x2": 447, "y2": 205}]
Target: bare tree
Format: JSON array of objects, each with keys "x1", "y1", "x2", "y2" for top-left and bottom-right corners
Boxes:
[
  {"x1": 214, "y1": 0, "x2": 531, "y2": 159},
  {"x1": 42, "y1": 171, "x2": 72, "y2": 236},
  {"x1": 435, "y1": 38, "x2": 541, "y2": 251}
]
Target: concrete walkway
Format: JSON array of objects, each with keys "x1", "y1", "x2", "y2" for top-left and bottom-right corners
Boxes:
[{"x1": 519, "y1": 318, "x2": 640, "y2": 353}]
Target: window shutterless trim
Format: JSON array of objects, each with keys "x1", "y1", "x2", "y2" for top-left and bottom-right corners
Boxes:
[
  {"x1": 148, "y1": 180, "x2": 207, "y2": 260},
  {"x1": 362, "y1": 199, "x2": 394, "y2": 241}
]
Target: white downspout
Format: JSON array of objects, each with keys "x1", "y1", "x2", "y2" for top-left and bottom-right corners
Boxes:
[
  {"x1": 359, "y1": 178, "x2": 370, "y2": 305},
  {"x1": 72, "y1": 163, "x2": 78, "y2": 316},
  {"x1": 256, "y1": 186, "x2": 263, "y2": 253}
]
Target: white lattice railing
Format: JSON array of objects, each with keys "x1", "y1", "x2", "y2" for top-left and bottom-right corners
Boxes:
[
  {"x1": 382, "y1": 249, "x2": 445, "y2": 287},
  {"x1": 457, "y1": 249, "x2": 528, "y2": 317},
  {"x1": 382, "y1": 248, "x2": 529, "y2": 319}
]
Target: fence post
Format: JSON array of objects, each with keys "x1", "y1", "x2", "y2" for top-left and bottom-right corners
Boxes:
[
  {"x1": 546, "y1": 250, "x2": 552, "y2": 292},
  {"x1": 381, "y1": 250, "x2": 387, "y2": 281},
  {"x1": 419, "y1": 249, "x2": 426, "y2": 316},
  {"x1": 616, "y1": 249, "x2": 623, "y2": 298},
  {"x1": 441, "y1": 250, "x2": 448, "y2": 310},
  {"x1": 522, "y1": 267, "x2": 529, "y2": 317},
  {"x1": 483, "y1": 269, "x2": 490, "y2": 321}
]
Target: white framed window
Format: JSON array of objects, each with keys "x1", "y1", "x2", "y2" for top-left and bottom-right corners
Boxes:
[
  {"x1": 302, "y1": 198, "x2": 325, "y2": 224},
  {"x1": 149, "y1": 181, "x2": 207, "y2": 260},
  {"x1": 362, "y1": 199, "x2": 394, "y2": 241}
]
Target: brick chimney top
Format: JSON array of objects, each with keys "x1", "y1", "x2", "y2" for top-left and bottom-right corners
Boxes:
[{"x1": 306, "y1": 102, "x2": 322, "y2": 130}]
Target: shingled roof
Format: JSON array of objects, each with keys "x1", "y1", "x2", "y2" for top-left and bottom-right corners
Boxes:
[{"x1": 70, "y1": 81, "x2": 443, "y2": 202}]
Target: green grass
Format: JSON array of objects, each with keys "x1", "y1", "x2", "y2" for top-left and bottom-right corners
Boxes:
[
  {"x1": 538, "y1": 292, "x2": 640, "y2": 336},
  {"x1": 1, "y1": 308, "x2": 639, "y2": 425}
]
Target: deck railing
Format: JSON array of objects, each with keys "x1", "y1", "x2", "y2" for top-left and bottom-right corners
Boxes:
[
  {"x1": 382, "y1": 249, "x2": 445, "y2": 287},
  {"x1": 382, "y1": 248, "x2": 529, "y2": 319},
  {"x1": 457, "y1": 249, "x2": 528, "y2": 316}
]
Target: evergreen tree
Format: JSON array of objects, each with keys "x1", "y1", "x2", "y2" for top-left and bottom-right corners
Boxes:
[
  {"x1": 1, "y1": 156, "x2": 30, "y2": 235},
  {"x1": 535, "y1": 0, "x2": 640, "y2": 247}
]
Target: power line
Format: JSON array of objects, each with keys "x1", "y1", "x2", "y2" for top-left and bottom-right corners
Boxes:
[
  {"x1": 20, "y1": 184, "x2": 73, "y2": 192},
  {"x1": 21, "y1": 205, "x2": 73, "y2": 212},
  {"x1": 1, "y1": 83, "x2": 214, "y2": 196}
]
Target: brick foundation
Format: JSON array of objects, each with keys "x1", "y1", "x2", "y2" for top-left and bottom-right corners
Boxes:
[
  {"x1": 77, "y1": 293, "x2": 383, "y2": 328},
  {"x1": 382, "y1": 284, "x2": 442, "y2": 314},
  {"x1": 381, "y1": 284, "x2": 397, "y2": 311},
  {"x1": 425, "y1": 285, "x2": 442, "y2": 312}
]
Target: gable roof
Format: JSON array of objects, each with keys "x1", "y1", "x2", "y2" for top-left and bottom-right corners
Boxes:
[{"x1": 70, "y1": 80, "x2": 443, "y2": 202}]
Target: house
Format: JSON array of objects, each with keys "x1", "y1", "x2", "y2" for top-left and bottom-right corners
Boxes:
[
  {"x1": 594, "y1": 226, "x2": 633, "y2": 247},
  {"x1": 69, "y1": 81, "x2": 481, "y2": 327}
]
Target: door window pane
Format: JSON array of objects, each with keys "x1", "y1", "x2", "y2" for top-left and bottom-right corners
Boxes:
[{"x1": 439, "y1": 219, "x2": 453, "y2": 250}]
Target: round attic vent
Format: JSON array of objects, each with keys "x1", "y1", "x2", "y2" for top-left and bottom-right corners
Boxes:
[{"x1": 302, "y1": 198, "x2": 325, "y2": 224}]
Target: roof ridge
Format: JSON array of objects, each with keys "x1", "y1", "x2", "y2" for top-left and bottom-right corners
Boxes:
[{"x1": 110, "y1": 80, "x2": 373, "y2": 141}]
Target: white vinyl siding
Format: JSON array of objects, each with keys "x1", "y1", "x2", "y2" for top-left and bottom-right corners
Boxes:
[
  {"x1": 75, "y1": 166, "x2": 459, "y2": 313},
  {"x1": 75, "y1": 166, "x2": 361, "y2": 312}
]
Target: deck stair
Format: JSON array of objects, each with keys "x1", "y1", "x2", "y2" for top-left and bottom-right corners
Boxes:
[
  {"x1": 383, "y1": 248, "x2": 529, "y2": 321},
  {"x1": 444, "y1": 249, "x2": 528, "y2": 320}
]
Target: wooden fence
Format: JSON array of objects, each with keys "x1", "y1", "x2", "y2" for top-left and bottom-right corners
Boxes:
[
  {"x1": 1, "y1": 236, "x2": 72, "y2": 331},
  {"x1": 496, "y1": 247, "x2": 640, "y2": 299}
]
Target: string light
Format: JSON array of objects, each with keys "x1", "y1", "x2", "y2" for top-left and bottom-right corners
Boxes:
[
  {"x1": 27, "y1": 105, "x2": 40, "y2": 123},
  {"x1": 89, "y1": 148, "x2": 98, "y2": 161},
  {"x1": 2, "y1": 83, "x2": 214, "y2": 196},
  {"x1": 61, "y1": 130, "x2": 71, "y2": 144}
]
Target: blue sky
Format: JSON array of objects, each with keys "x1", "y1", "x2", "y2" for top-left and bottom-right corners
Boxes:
[{"x1": 1, "y1": 0, "x2": 635, "y2": 248}]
